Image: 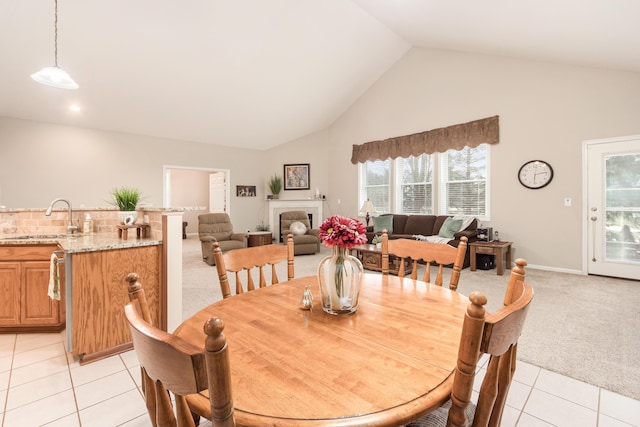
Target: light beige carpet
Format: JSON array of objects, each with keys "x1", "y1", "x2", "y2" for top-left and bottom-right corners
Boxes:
[{"x1": 181, "y1": 236, "x2": 640, "y2": 401}]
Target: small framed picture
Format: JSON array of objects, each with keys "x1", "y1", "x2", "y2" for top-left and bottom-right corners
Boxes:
[
  {"x1": 284, "y1": 164, "x2": 310, "y2": 190},
  {"x1": 236, "y1": 185, "x2": 256, "y2": 197}
]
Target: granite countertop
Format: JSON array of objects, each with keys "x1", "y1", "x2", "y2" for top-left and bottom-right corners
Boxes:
[
  {"x1": 0, "y1": 233, "x2": 162, "y2": 253},
  {"x1": 0, "y1": 206, "x2": 206, "y2": 213}
]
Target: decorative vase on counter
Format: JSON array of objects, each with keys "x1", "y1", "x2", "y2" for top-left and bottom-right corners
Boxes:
[
  {"x1": 317, "y1": 246, "x2": 363, "y2": 315},
  {"x1": 118, "y1": 211, "x2": 137, "y2": 225}
]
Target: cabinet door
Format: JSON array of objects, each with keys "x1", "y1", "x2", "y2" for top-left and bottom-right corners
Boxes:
[
  {"x1": 0, "y1": 262, "x2": 20, "y2": 326},
  {"x1": 20, "y1": 261, "x2": 61, "y2": 326}
]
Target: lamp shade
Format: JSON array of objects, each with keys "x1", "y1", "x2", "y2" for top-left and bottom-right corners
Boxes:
[
  {"x1": 359, "y1": 200, "x2": 376, "y2": 214},
  {"x1": 31, "y1": 66, "x2": 79, "y2": 89}
]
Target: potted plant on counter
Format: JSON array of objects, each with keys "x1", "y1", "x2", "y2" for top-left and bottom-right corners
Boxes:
[
  {"x1": 269, "y1": 174, "x2": 283, "y2": 199},
  {"x1": 110, "y1": 186, "x2": 142, "y2": 224}
]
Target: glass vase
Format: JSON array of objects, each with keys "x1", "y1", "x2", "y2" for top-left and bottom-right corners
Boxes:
[{"x1": 317, "y1": 246, "x2": 363, "y2": 315}]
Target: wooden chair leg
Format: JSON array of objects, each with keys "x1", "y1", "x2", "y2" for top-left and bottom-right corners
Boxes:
[
  {"x1": 154, "y1": 380, "x2": 176, "y2": 426},
  {"x1": 142, "y1": 368, "x2": 158, "y2": 426},
  {"x1": 175, "y1": 395, "x2": 197, "y2": 427}
]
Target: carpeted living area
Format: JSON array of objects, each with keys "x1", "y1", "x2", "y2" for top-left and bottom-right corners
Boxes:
[{"x1": 181, "y1": 235, "x2": 640, "y2": 401}]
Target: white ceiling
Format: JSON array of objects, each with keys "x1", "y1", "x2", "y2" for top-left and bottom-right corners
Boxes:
[{"x1": 1, "y1": 0, "x2": 638, "y2": 150}]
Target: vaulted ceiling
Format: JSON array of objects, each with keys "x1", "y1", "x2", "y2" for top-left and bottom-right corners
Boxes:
[{"x1": 1, "y1": 1, "x2": 638, "y2": 150}]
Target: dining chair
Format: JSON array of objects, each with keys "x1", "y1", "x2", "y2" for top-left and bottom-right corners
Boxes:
[
  {"x1": 381, "y1": 230, "x2": 468, "y2": 290},
  {"x1": 213, "y1": 233, "x2": 295, "y2": 298},
  {"x1": 406, "y1": 258, "x2": 534, "y2": 427},
  {"x1": 124, "y1": 273, "x2": 235, "y2": 427}
]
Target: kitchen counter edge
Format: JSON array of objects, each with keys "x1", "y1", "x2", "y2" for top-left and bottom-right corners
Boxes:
[{"x1": 0, "y1": 234, "x2": 162, "y2": 253}]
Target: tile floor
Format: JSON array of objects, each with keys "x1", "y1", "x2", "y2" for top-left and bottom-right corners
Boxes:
[{"x1": 1, "y1": 331, "x2": 639, "y2": 427}]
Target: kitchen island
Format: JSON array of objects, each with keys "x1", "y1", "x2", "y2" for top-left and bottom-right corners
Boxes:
[{"x1": 0, "y1": 233, "x2": 164, "y2": 363}]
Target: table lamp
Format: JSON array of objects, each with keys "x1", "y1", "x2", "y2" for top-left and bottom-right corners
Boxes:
[{"x1": 359, "y1": 199, "x2": 377, "y2": 227}]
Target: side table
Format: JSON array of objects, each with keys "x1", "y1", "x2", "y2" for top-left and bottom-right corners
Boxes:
[
  {"x1": 247, "y1": 231, "x2": 273, "y2": 247},
  {"x1": 469, "y1": 241, "x2": 512, "y2": 276}
]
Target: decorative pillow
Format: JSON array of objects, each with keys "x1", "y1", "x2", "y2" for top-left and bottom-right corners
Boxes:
[
  {"x1": 453, "y1": 215, "x2": 475, "y2": 232},
  {"x1": 289, "y1": 221, "x2": 307, "y2": 236},
  {"x1": 438, "y1": 217, "x2": 463, "y2": 239},
  {"x1": 372, "y1": 215, "x2": 393, "y2": 234}
]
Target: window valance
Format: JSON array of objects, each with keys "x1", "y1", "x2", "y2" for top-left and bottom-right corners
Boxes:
[{"x1": 350, "y1": 115, "x2": 499, "y2": 164}]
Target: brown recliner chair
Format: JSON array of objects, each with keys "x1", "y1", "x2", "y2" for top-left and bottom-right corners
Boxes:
[
  {"x1": 198, "y1": 213, "x2": 247, "y2": 265},
  {"x1": 279, "y1": 211, "x2": 321, "y2": 255}
]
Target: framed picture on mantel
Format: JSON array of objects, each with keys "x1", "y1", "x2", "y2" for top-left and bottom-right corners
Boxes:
[{"x1": 284, "y1": 163, "x2": 310, "y2": 190}]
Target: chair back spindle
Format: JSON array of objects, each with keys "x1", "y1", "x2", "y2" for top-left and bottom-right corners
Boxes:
[
  {"x1": 381, "y1": 230, "x2": 467, "y2": 290},
  {"x1": 214, "y1": 234, "x2": 295, "y2": 298}
]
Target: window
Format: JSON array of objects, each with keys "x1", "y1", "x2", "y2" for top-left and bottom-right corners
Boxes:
[
  {"x1": 360, "y1": 159, "x2": 390, "y2": 213},
  {"x1": 397, "y1": 154, "x2": 433, "y2": 214},
  {"x1": 359, "y1": 144, "x2": 489, "y2": 219},
  {"x1": 439, "y1": 145, "x2": 488, "y2": 216}
]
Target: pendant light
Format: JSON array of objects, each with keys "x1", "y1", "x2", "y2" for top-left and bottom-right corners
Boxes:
[{"x1": 31, "y1": 0, "x2": 78, "y2": 89}]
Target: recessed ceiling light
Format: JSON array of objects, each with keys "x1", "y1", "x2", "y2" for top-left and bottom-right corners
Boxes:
[{"x1": 69, "y1": 104, "x2": 81, "y2": 112}]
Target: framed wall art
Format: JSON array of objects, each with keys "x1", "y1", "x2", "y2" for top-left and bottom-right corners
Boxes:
[
  {"x1": 236, "y1": 185, "x2": 256, "y2": 197},
  {"x1": 284, "y1": 163, "x2": 310, "y2": 190}
]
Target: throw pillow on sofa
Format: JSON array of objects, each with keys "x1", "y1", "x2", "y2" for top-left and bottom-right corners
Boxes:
[
  {"x1": 372, "y1": 215, "x2": 393, "y2": 234},
  {"x1": 453, "y1": 215, "x2": 475, "y2": 232},
  {"x1": 289, "y1": 221, "x2": 307, "y2": 235},
  {"x1": 438, "y1": 217, "x2": 463, "y2": 238}
]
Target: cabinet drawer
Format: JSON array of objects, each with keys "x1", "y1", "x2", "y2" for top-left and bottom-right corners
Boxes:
[
  {"x1": 0, "y1": 245, "x2": 60, "y2": 261},
  {"x1": 475, "y1": 246, "x2": 496, "y2": 255}
]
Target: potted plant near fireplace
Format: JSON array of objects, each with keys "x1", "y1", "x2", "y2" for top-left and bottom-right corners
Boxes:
[
  {"x1": 110, "y1": 186, "x2": 142, "y2": 224},
  {"x1": 269, "y1": 174, "x2": 283, "y2": 199}
]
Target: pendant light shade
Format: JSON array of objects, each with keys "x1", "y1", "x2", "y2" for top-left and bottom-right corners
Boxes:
[
  {"x1": 32, "y1": 0, "x2": 78, "y2": 90},
  {"x1": 31, "y1": 66, "x2": 78, "y2": 89}
]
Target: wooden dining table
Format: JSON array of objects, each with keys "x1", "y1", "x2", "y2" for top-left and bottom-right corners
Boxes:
[{"x1": 173, "y1": 273, "x2": 470, "y2": 427}]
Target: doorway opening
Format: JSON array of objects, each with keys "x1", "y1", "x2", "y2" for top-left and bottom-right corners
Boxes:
[{"x1": 163, "y1": 165, "x2": 230, "y2": 237}]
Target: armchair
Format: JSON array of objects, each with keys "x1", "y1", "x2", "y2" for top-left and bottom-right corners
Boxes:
[
  {"x1": 198, "y1": 213, "x2": 247, "y2": 265},
  {"x1": 280, "y1": 210, "x2": 321, "y2": 255}
]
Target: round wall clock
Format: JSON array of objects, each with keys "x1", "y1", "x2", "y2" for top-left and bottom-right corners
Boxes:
[{"x1": 518, "y1": 160, "x2": 554, "y2": 189}]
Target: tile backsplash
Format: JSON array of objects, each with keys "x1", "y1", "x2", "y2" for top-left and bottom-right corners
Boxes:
[{"x1": 0, "y1": 208, "x2": 165, "y2": 240}]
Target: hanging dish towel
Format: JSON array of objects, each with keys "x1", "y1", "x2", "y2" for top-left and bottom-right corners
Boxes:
[{"x1": 48, "y1": 252, "x2": 61, "y2": 300}]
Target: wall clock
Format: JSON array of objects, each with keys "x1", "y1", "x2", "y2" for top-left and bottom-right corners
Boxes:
[{"x1": 518, "y1": 160, "x2": 554, "y2": 189}]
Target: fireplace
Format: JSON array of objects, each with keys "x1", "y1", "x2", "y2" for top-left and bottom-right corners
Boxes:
[
  {"x1": 279, "y1": 213, "x2": 313, "y2": 242},
  {"x1": 268, "y1": 199, "x2": 323, "y2": 243}
]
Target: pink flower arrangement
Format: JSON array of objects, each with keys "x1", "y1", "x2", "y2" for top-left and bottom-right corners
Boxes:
[{"x1": 318, "y1": 215, "x2": 368, "y2": 249}]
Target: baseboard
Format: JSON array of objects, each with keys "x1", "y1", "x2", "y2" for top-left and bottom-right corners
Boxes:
[{"x1": 519, "y1": 263, "x2": 583, "y2": 275}]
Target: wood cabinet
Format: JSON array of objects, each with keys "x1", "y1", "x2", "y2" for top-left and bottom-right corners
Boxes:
[
  {"x1": 0, "y1": 245, "x2": 65, "y2": 332},
  {"x1": 247, "y1": 231, "x2": 273, "y2": 247},
  {"x1": 70, "y1": 244, "x2": 162, "y2": 361}
]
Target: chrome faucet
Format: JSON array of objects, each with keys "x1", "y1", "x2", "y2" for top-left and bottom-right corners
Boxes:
[{"x1": 45, "y1": 198, "x2": 80, "y2": 234}]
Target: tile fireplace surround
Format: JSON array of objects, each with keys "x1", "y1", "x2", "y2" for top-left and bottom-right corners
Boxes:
[{"x1": 268, "y1": 199, "x2": 323, "y2": 241}]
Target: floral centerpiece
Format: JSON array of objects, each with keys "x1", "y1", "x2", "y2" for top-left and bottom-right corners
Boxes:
[
  {"x1": 317, "y1": 215, "x2": 367, "y2": 314},
  {"x1": 318, "y1": 215, "x2": 368, "y2": 249}
]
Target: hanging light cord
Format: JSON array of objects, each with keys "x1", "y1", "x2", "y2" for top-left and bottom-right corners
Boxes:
[{"x1": 54, "y1": 0, "x2": 58, "y2": 67}]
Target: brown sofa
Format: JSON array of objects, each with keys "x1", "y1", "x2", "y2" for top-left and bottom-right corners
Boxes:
[{"x1": 366, "y1": 214, "x2": 478, "y2": 267}]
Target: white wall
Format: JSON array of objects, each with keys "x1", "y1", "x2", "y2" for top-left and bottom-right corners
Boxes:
[
  {"x1": 0, "y1": 117, "x2": 264, "y2": 233},
  {"x1": 323, "y1": 47, "x2": 640, "y2": 272},
  {"x1": 3, "y1": 46, "x2": 640, "y2": 271}
]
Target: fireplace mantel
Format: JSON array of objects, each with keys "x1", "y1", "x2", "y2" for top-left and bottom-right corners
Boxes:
[{"x1": 268, "y1": 199, "x2": 324, "y2": 241}]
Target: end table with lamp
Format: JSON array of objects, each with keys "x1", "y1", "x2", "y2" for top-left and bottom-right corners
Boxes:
[{"x1": 359, "y1": 199, "x2": 377, "y2": 227}]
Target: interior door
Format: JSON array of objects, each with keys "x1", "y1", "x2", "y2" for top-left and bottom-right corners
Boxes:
[
  {"x1": 586, "y1": 135, "x2": 640, "y2": 280},
  {"x1": 209, "y1": 172, "x2": 227, "y2": 213}
]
